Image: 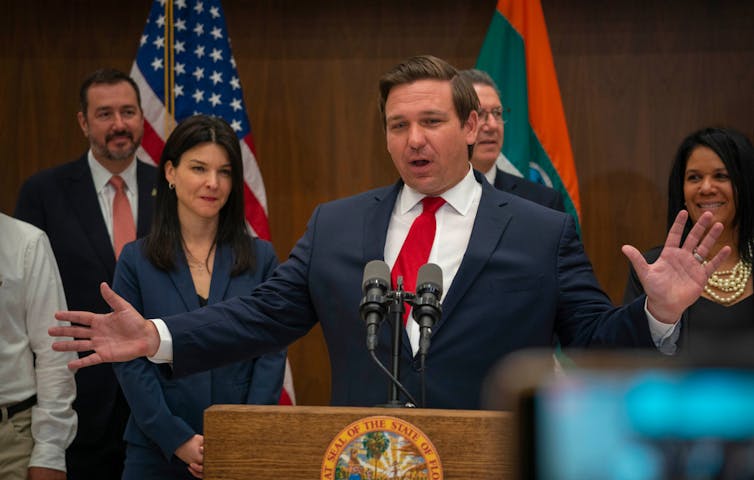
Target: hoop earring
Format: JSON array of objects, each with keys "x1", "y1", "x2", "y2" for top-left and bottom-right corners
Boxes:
[{"x1": 169, "y1": 182, "x2": 175, "y2": 190}]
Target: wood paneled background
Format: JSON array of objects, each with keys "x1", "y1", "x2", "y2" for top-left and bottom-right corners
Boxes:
[{"x1": 2, "y1": 0, "x2": 752, "y2": 405}]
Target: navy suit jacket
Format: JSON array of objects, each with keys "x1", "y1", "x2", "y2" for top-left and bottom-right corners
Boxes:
[
  {"x1": 166, "y1": 170, "x2": 652, "y2": 410},
  {"x1": 14, "y1": 154, "x2": 157, "y2": 453},
  {"x1": 112, "y1": 239, "x2": 285, "y2": 461},
  {"x1": 493, "y1": 168, "x2": 565, "y2": 212}
]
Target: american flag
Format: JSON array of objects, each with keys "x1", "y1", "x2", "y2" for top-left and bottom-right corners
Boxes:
[{"x1": 131, "y1": 0, "x2": 295, "y2": 405}]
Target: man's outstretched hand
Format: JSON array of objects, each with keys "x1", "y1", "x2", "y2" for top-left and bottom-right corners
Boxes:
[
  {"x1": 49, "y1": 282, "x2": 161, "y2": 369},
  {"x1": 622, "y1": 210, "x2": 731, "y2": 324}
]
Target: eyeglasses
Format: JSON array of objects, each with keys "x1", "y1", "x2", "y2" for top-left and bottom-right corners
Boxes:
[{"x1": 479, "y1": 106, "x2": 510, "y2": 125}]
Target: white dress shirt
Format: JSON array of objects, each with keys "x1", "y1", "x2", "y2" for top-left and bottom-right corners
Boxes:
[
  {"x1": 0, "y1": 213, "x2": 77, "y2": 471},
  {"x1": 383, "y1": 166, "x2": 481, "y2": 354},
  {"x1": 88, "y1": 151, "x2": 139, "y2": 244}
]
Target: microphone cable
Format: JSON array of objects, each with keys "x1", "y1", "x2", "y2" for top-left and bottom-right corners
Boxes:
[{"x1": 369, "y1": 350, "x2": 418, "y2": 407}]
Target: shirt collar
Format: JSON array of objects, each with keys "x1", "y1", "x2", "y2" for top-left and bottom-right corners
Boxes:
[
  {"x1": 87, "y1": 150, "x2": 138, "y2": 194},
  {"x1": 398, "y1": 163, "x2": 480, "y2": 216}
]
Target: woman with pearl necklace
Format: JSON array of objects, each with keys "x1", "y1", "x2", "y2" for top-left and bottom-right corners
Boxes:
[{"x1": 624, "y1": 127, "x2": 754, "y2": 352}]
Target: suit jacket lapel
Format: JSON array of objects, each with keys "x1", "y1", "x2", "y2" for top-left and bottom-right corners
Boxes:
[
  {"x1": 136, "y1": 160, "x2": 156, "y2": 237},
  {"x1": 438, "y1": 177, "x2": 513, "y2": 330},
  {"x1": 362, "y1": 181, "x2": 400, "y2": 263},
  {"x1": 169, "y1": 248, "x2": 201, "y2": 311},
  {"x1": 64, "y1": 156, "x2": 116, "y2": 275},
  {"x1": 494, "y1": 168, "x2": 517, "y2": 193},
  {"x1": 208, "y1": 244, "x2": 232, "y2": 304}
]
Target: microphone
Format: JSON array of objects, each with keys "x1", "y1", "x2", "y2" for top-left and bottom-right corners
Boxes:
[
  {"x1": 360, "y1": 260, "x2": 391, "y2": 352},
  {"x1": 413, "y1": 263, "x2": 443, "y2": 357}
]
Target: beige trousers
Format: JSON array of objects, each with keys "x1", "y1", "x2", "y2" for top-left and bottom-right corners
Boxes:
[{"x1": 0, "y1": 408, "x2": 33, "y2": 480}]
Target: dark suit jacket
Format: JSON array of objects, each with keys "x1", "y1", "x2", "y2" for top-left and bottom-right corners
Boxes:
[
  {"x1": 165, "y1": 170, "x2": 652, "y2": 410},
  {"x1": 112, "y1": 239, "x2": 285, "y2": 466},
  {"x1": 493, "y1": 168, "x2": 565, "y2": 211},
  {"x1": 14, "y1": 154, "x2": 157, "y2": 468}
]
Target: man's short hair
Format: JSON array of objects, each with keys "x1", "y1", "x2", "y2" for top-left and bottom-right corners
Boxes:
[
  {"x1": 79, "y1": 68, "x2": 142, "y2": 115},
  {"x1": 458, "y1": 68, "x2": 502, "y2": 99},
  {"x1": 378, "y1": 55, "x2": 479, "y2": 129}
]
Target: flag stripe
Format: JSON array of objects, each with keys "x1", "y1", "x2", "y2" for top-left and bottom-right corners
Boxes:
[
  {"x1": 477, "y1": 0, "x2": 582, "y2": 226},
  {"x1": 500, "y1": 0, "x2": 581, "y2": 217},
  {"x1": 242, "y1": 180, "x2": 270, "y2": 240},
  {"x1": 278, "y1": 358, "x2": 296, "y2": 406},
  {"x1": 477, "y1": 13, "x2": 532, "y2": 177},
  {"x1": 240, "y1": 135, "x2": 270, "y2": 239},
  {"x1": 138, "y1": 120, "x2": 163, "y2": 167}
]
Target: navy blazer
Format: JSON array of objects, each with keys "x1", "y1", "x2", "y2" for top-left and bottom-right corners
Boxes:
[
  {"x1": 112, "y1": 238, "x2": 286, "y2": 460},
  {"x1": 493, "y1": 168, "x2": 565, "y2": 212},
  {"x1": 14, "y1": 154, "x2": 157, "y2": 457},
  {"x1": 165, "y1": 170, "x2": 652, "y2": 410}
]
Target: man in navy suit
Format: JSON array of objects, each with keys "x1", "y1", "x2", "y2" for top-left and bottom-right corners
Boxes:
[
  {"x1": 52, "y1": 56, "x2": 728, "y2": 411},
  {"x1": 16, "y1": 69, "x2": 157, "y2": 479},
  {"x1": 460, "y1": 69, "x2": 564, "y2": 212}
]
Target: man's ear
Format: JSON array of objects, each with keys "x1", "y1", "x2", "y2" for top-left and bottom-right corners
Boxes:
[{"x1": 464, "y1": 109, "x2": 479, "y2": 146}]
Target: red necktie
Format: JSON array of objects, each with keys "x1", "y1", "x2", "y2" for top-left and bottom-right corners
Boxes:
[
  {"x1": 110, "y1": 175, "x2": 136, "y2": 259},
  {"x1": 391, "y1": 196, "x2": 445, "y2": 324}
]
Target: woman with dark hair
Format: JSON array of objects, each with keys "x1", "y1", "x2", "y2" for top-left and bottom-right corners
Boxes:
[
  {"x1": 624, "y1": 127, "x2": 754, "y2": 350},
  {"x1": 112, "y1": 115, "x2": 286, "y2": 479}
]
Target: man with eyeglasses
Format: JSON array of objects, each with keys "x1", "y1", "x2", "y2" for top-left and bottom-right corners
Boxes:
[{"x1": 460, "y1": 69, "x2": 564, "y2": 211}]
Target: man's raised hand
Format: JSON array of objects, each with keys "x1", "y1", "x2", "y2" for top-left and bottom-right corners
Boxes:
[
  {"x1": 622, "y1": 210, "x2": 731, "y2": 324},
  {"x1": 49, "y1": 282, "x2": 160, "y2": 369}
]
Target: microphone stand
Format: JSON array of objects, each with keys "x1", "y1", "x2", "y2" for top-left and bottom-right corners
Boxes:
[
  {"x1": 387, "y1": 297, "x2": 403, "y2": 407},
  {"x1": 382, "y1": 277, "x2": 416, "y2": 407}
]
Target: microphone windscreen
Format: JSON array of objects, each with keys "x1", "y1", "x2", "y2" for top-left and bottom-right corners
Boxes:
[
  {"x1": 416, "y1": 263, "x2": 442, "y2": 292},
  {"x1": 362, "y1": 260, "x2": 391, "y2": 290}
]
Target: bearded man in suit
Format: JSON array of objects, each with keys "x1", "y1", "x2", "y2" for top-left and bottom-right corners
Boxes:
[{"x1": 16, "y1": 68, "x2": 157, "y2": 480}]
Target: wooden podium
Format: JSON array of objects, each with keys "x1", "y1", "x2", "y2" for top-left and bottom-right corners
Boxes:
[{"x1": 204, "y1": 405, "x2": 514, "y2": 479}]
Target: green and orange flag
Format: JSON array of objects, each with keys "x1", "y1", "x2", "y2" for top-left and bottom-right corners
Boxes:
[{"x1": 477, "y1": 0, "x2": 581, "y2": 229}]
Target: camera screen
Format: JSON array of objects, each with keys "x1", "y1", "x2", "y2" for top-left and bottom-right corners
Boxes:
[{"x1": 534, "y1": 369, "x2": 754, "y2": 480}]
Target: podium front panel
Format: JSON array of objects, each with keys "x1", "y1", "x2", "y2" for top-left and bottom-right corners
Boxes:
[{"x1": 204, "y1": 405, "x2": 513, "y2": 479}]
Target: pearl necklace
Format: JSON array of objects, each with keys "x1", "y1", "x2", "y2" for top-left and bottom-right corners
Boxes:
[{"x1": 703, "y1": 259, "x2": 752, "y2": 304}]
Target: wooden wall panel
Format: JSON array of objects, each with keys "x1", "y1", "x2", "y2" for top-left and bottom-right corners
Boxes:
[{"x1": 2, "y1": 0, "x2": 753, "y2": 405}]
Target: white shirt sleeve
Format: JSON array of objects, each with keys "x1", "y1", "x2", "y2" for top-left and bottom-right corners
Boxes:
[
  {"x1": 24, "y1": 231, "x2": 78, "y2": 471},
  {"x1": 645, "y1": 298, "x2": 681, "y2": 355},
  {"x1": 147, "y1": 319, "x2": 174, "y2": 363}
]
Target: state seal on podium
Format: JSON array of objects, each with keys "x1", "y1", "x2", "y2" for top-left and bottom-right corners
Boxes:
[{"x1": 321, "y1": 415, "x2": 443, "y2": 479}]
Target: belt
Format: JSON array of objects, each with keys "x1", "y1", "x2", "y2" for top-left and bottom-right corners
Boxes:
[{"x1": 1, "y1": 395, "x2": 37, "y2": 422}]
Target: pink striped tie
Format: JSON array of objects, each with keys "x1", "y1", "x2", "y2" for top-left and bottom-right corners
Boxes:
[{"x1": 110, "y1": 175, "x2": 136, "y2": 259}]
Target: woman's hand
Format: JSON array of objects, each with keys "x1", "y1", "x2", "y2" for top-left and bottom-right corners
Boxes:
[{"x1": 175, "y1": 434, "x2": 204, "y2": 479}]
